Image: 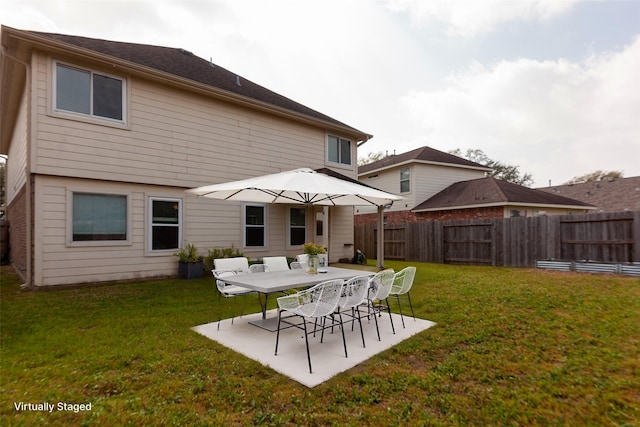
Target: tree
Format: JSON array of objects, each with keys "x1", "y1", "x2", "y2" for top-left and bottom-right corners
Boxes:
[
  {"x1": 449, "y1": 148, "x2": 534, "y2": 187},
  {"x1": 358, "y1": 151, "x2": 386, "y2": 166},
  {"x1": 564, "y1": 170, "x2": 624, "y2": 185}
]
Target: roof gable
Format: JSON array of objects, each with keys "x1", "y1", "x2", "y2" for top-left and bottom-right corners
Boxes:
[
  {"x1": 358, "y1": 146, "x2": 489, "y2": 175},
  {"x1": 413, "y1": 177, "x2": 594, "y2": 212}
]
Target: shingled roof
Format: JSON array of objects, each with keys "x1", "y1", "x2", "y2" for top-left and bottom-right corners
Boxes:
[
  {"x1": 20, "y1": 28, "x2": 366, "y2": 138},
  {"x1": 358, "y1": 146, "x2": 490, "y2": 175},
  {"x1": 538, "y1": 176, "x2": 640, "y2": 213},
  {"x1": 413, "y1": 177, "x2": 595, "y2": 212}
]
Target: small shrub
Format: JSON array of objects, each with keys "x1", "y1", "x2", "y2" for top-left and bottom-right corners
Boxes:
[
  {"x1": 204, "y1": 245, "x2": 243, "y2": 271},
  {"x1": 174, "y1": 243, "x2": 202, "y2": 263}
]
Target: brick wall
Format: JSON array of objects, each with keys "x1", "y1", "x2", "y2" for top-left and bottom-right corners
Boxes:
[
  {"x1": 355, "y1": 206, "x2": 504, "y2": 226},
  {"x1": 415, "y1": 206, "x2": 504, "y2": 221},
  {"x1": 6, "y1": 185, "x2": 27, "y2": 281}
]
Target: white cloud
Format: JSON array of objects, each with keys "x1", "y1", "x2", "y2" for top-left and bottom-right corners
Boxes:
[
  {"x1": 400, "y1": 36, "x2": 640, "y2": 185},
  {"x1": 385, "y1": 0, "x2": 578, "y2": 37},
  {"x1": 2, "y1": 0, "x2": 638, "y2": 186}
]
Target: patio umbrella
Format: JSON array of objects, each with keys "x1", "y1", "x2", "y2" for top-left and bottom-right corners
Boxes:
[
  {"x1": 187, "y1": 168, "x2": 403, "y2": 267},
  {"x1": 186, "y1": 168, "x2": 402, "y2": 207}
]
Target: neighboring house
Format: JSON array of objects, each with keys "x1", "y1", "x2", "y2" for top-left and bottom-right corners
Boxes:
[
  {"x1": 411, "y1": 176, "x2": 595, "y2": 221},
  {"x1": 356, "y1": 146, "x2": 594, "y2": 225},
  {"x1": 356, "y1": 146, "x2": 490, "y2": 222},
  {"x1": 537, "y1": 176, "x2": 640, "y2": 213},
  {"x1": 0, "y1": 26, "x2": 370, "y2": 287}
]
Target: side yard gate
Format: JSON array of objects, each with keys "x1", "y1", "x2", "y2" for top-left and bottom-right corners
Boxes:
[{"x1": 354, "y1": 211, "x2": 640, "y2": 267}]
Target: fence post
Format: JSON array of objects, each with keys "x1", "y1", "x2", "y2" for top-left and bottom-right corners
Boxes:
[
  {"x1": 376, "y1": 206, "x2": 384, "y2": 269},
  {"x1": 634, "y1": 211, "x2": 640, "y2": 263}
]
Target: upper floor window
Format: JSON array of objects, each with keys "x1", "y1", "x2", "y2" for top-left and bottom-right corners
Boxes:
[
  {"x1": 54, "y1": 62, "x2": 125, "y2": 122},
  {"x1": 327, "y1": 135, "x2": 352, "y2": 165},
  {"x1": 400, "y1": 167, "x2": 410, "y2": 193}
]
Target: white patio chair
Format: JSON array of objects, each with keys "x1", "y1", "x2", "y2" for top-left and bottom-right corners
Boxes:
[
  {"x1": 289, "y1": 261, "x2": 306, "y2": 270},
  {"x1": 295, "y1": 254, "x2": 309, "y2": 264},
  {"x1": 274, "y1": 279, "x2": 347, "y2": 374},
  {"x1": 389, "y1": 266, "x2": 417, "y2": 328},
  {"x1": 367, "y1": 269, "x2": 396, "y2": 340},
  {"x1": 263, "y1": 256, "x2": 290, "y2": 271},
  {"x1": 249, "y1": 263, "x2": 270, "y2": 273},
  {"x1": 337, "y1": 275, "x2": 372, "y2": 348},
  {"x1": 213, "y1": 257, "x2": 250, "y2": 274},
  {"x1": 212, "y1": 269, "x2": 255, "y2": 330}
]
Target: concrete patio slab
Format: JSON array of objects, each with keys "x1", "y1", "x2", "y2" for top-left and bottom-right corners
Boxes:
[{"x1": 192, "y1": 309, "x2": 436, "y2": 388}]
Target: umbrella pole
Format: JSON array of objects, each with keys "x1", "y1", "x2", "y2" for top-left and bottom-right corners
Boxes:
[{"x1": 377, "y1": 205, "x2": 384, "y2": 270}]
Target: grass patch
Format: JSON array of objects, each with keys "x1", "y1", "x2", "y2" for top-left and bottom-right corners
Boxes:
[{"x1": 1, "y1": 262, "x2": 638, "y2": 425}]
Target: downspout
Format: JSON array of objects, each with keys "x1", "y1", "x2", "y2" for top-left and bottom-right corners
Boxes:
[{"x1": 2, "y1": 46, "x2": 33, "y2": 289}]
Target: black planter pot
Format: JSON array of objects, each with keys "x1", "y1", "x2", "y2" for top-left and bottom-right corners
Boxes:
[{"x1": 178, "y1": 260, "x2": 204, "y2": 279}]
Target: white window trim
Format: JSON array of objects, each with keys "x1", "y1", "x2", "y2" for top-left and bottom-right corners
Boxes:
[
  {"x1": 66, "y1": 188, "x2": 132, "y2": 247},
  {"x1": 287, "y1": 206, "x2": 307, "y2": 249},
  {"x1": 51, "y1": 59, "x2": 129, "y2": 129},
  {"x1": 146, "y1": 196, "x2": 183, "y2": 255},
  {"x1": 326, "y1": 134, "x2": 354, "y2": 169},
  {"x1": 242, "y1": 203, "x2": 267, "y2": 250}
]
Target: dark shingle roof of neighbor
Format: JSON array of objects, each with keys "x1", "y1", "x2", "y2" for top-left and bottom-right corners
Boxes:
[
  {"x1": 413, "y1": 176, "x2": 595, "y2": 211},
  {"x1": 537, "y1": 176, "x2": 640, "y2": 213},
  {"x1": 358, "y1": 146, "x2": 490, "y2": 175},
  {"x1": 28, "y1": 30, "x2": 363, "y2": 135}
]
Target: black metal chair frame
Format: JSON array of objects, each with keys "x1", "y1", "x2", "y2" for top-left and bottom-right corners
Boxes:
[{"x1": 274, "y1": 280, "x2": 347, "y2": 374}]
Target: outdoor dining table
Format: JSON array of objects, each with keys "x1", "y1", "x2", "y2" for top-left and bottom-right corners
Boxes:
[{"x1": 222, "y1": 266, "x2": 371, "y2": 331}]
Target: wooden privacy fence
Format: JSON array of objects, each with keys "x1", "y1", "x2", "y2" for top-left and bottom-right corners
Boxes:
[{"x1": 354, "y1": 211, "x2": 640, "y2": 267}]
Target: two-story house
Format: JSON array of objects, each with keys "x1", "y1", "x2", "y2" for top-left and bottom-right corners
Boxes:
[
  {"x1": 1, "y1": 26, "x2": 371, "y2": 287},
  {"x1": 357, "y1": 146, "x2": 594, "y2": 224},
  {"x1": 356, "y1": 146, "x2": 490, "y2": 223}
]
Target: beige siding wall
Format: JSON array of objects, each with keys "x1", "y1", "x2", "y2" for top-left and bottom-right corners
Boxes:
[
  {"x1": 34, "y1": 176, "x2": 170, "y2": 286},
  {"x1": 412, "y1": 164, "x2": 485, "y2": 207},
  {"x1": 26, "y1": 51, "x2": 358, "y2": 285},
  {"x1": 328, "y1": 206, "x2": 356, "y2": 262},
  {"x1": 33, "y1": 177, "x2": 353, "y2": 287},
  {"x1": 6, "y1": 85, "x2": 28, "y2": 204},
  {"x1": 32, "y1": 52, "x2": 339, "y2": 187}
]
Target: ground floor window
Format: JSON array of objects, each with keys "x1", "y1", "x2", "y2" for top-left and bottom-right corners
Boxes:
[
  {"x1": 150, "y1": 198, "x2": 181, "y2": 251},
  {"x1": 72, "y1": 192, "x2": 127, "y2": 241},
  {"x1": 289, "y1": 207, "x2": 306, "y2": 246},
  {"x1": 244, "y1": 204, "x2": 266, "y2": 248}
]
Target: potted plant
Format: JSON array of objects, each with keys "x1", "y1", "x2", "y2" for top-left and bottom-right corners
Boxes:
[
  {"x1": 303, "y1": 242, "x2": 326, "y2": 274},
  {"x1": 174, "y1": 243, "x2": 204, "y2": 279}
]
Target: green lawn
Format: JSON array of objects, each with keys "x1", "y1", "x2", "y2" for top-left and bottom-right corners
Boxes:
[{"x1": 1, "y1": 262, "x2": 638, "y2": 426}]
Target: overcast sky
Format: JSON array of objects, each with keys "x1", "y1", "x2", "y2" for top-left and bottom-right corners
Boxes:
[{"x1": 2, "y1": 0, "x2": 639, "y2": 187}]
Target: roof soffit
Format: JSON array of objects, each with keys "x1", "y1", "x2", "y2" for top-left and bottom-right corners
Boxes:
[
  {"x1": 358, "y1": 159, "x2": 490, "y2": 177},
  {"x1": 1, "y1": 30, "x2": 31, "y2": 152}
]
